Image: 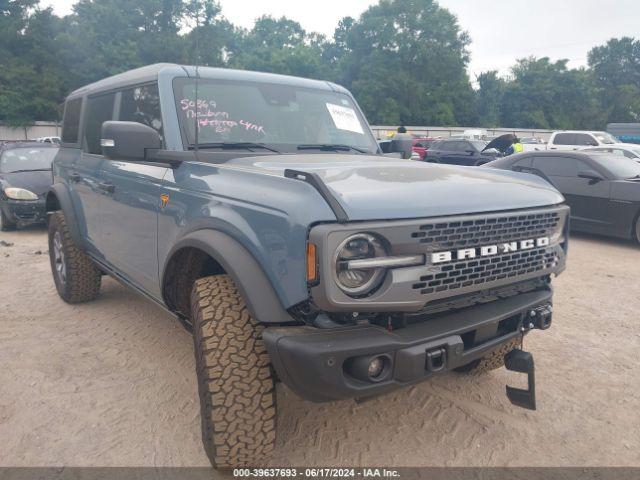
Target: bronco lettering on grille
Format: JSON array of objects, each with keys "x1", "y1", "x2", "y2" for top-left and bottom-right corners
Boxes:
[{"x1": 431, "y1": 237, "x2": 550, "y2": 264}]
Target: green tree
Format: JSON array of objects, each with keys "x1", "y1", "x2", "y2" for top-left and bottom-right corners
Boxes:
[
  {"x1": 588, "y1": 37, "x2": 640, "y2": 122},
  {"x1": 0, "y1": 3, "x2": 68, "y2": 124},
  {"x1": 229, "y1": 16, "x2": 327, "y2": 78},
  {"x1": 327, "y1": 0, "x2": 477, "y2": 126},
  {"x1": 475, "y1": 71, "x2": 505, "y2": 127},
  {"x1": 500, "y1": 57, "x2": 603, "y2": 129}
]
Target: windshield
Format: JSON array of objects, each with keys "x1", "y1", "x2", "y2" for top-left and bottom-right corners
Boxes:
[
  {"x1": 591, "y1": 154, "x2": 640, "y2": 179},
  {"x1": 0, "y1": 148, "x2": 57, "y2": 173},
  {"x1": 593, "y1": 132, "x2": 618, "y2": 144},
  {"x1": 173, "y1": 78, "x2": 378, "y2": 153}
]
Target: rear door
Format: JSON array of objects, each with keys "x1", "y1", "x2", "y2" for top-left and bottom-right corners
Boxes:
[
  {"x1": 531, "y1": 155, "x2": 611, "y2": 233},
  {"x1": 74, "y1": 93, "x2": 116, "y2": 255},
  {"x1": 441, "y1": 141, "x2": 471, "y2": 165},
  {"x1": 98, "y1": 83, "x2": 167, "y2": 297}
]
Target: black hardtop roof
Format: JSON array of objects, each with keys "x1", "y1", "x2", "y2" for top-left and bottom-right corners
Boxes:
[{"x1": 66, "y1": 63, "x2": 342, "y2": 99}]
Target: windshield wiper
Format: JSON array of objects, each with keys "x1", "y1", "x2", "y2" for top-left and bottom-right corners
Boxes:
[
  {"x1": 6, "y1": 168, "x2": 51, "y2": 173},
  {"x1": 297, "y1": 144, "x2": 370, "y2": 154},
  {"x1": 189, "y1": 142, "x2": 280, "y2": 153}
]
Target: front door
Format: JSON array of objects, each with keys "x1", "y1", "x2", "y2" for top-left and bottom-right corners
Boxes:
[
  {"x1": 98, "y1": 83, "x2": 167, "y2": 298},
  {"x1": 532, "y1": 156, "x2": 611, "y2": 233},
  {"x1": 99, "y1": 161, "x2": 168, "y2": 297}
]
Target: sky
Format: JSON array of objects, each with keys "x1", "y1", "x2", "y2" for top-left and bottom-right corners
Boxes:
[{"x1": 41, "y1": 0, "x2": 640, "y2": 79}]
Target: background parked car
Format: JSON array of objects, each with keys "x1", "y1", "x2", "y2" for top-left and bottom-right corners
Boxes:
[
  {"x1": 484, "y1": 150, "x2": 640, "y2": 242},
  {"x1": 423, "y1": 138, "x2": 500, "y2": 165},
  {"x1": 36, "y1": 136, "x2": 61, "y2": 144},
  {"x1": 583, "y1": 145, "x2": 640, "y2": 161},
  {"x1": 520, "y1": 136, "x2": 546, "y2": 152},
  {"x1": 0, "y1": 141, "x2": 58, "y2": 230},
  {"x1": 546, "y1": 130, "x2": 631, "y2": 151},
  {"x1": 411, "y1": 137, "x2": 438, "y2": 160}
]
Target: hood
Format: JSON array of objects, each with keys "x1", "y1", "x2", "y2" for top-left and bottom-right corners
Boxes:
[
  {"x1": 482, "y1": 133, "x2": 516, "y2": 153},
  {"x1": 0, "y1": 170, "x2": 53, "y2": 197},
  {"x1": 226, "y1": 154, "x2": 564, "y2": 221}
]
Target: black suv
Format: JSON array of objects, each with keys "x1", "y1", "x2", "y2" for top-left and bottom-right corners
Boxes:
[{"x1": 424, "y1": 138, "x2": 500, "y2": 166}]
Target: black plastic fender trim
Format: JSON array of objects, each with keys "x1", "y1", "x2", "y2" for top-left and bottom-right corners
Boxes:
[{"x1": 284, "y1": 169, "x2": 349, "y2": 223}]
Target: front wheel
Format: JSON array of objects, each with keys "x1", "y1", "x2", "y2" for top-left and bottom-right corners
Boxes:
[
  {"x1": 48, "y1": 211, "x2": 101, "y2": 303},
  {"x1": 191, "y1": 274, "x2": 276, "y2": 468}
]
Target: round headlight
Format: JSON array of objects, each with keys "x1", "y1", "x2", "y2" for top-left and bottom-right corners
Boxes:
[
  {"x1": 335, "y1": 233, "x2": 387, "y2": 296},
  {"x1": 4, "y1": 187, "x2": 38, "y2": 200}
]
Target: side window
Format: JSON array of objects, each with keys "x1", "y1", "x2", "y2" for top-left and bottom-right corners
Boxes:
[
  {"x1": 620, "y1": 149, "x2": 636, "y2": 158},
  {"x1": 119, "y1": 84, "x2": 163, "y2": 139},
  {"x1": 61, "y1": 98, "x2": 82, "y2": 144},
  {"x1": 84, "y1": 93, "x2": 116, "y2": 155},
  {"x1": 552, "y1": 133, "x2": 574, "y2": 145},
  {"x1": 532, "y1": 156, "x2": 584, "y2": 177},
  {"x1": 447, "y1": 141, "x2": 464, "y2": 151},
  {"x1": 574, "y1": 133, "x2": 597, "y2": 146}
]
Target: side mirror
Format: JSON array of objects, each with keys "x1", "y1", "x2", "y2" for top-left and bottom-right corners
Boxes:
[
  {"x1": 578, "y1": 169, "x2": 604, "y2": 182},
  {"x1": 101, "y1": 121, "x2": 161, "y2": 161},
  {"x1": 389, "y1": 135, "x2": 413, "y2": 159},
  {"x1": 465, "y1": 149, "x2": 476, "y2": 155}
]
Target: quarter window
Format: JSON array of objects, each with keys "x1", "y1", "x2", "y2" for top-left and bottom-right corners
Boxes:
[
  {"x1": 552, "y1": 133, "x2": 574, "y2": 145},
  {"x1": 61, "y1": 98, "x2": 82, "y2": 144},
  {"x1": 119, "y1": 84, "x2": 163, "y2": 138},
  {"x1": 84, "y1": 93, "x2": 116, "y2": 154}
]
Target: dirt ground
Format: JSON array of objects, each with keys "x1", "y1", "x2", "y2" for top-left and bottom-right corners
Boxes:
[{"x1": 0, "y1": 226, "x2": 639, "y2": 467}]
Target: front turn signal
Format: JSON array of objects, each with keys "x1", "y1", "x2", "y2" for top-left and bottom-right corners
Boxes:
[{"x1": 306, "y1": 242, "x2": 318, "y2": 284}]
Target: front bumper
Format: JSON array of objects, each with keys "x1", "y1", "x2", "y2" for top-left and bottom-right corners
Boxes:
[
  {"x1": 264, "y1": 288, "x2": 552, "y2": 402},
  {"x1": 1, "y1": 199, "x2": 46, "y2": 225}
]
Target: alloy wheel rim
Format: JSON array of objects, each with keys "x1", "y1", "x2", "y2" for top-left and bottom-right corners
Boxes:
[{"x1": 53, "y1": 231, "x2": 66, "y2": 284}]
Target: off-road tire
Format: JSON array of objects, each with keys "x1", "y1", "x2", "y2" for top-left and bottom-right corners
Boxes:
[
  {"x1": 48, "y1": 211, "x2": 101, "y2": 303},
  {"x1": 191, "y1": 275, "x2": 276, "y2": 468},
  {"x1": 455, "y1": 337, "x2": 521, "y2": 374},
  {"x1": 1, "y1": 209, "x2": 17, "y2": 231}
]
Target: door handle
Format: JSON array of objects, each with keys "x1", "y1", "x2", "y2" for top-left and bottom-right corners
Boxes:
[
  {"x1": 69, "y1": 172, "x2": 81, "y2": 182},
  {"x1": 98, "y1": 182, "x2": 115, "y2": 194}
]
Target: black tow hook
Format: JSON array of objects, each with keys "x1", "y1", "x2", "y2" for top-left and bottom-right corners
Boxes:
[{"x1": 504, "y1": 349, "x2": 536, "y2": 410}]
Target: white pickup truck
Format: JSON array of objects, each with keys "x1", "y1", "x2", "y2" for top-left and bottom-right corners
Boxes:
[{"x1": 547, "y1": 130, "x2": 630, "y2": 151}]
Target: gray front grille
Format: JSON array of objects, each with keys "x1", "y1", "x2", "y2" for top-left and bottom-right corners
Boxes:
[
  {"x1": 412, "y1": 246, "x2": 560, "y2": 296},
  {"x1": 309, "y1": 204, "x2": 569, "y2": 312},
  {"x1": 411, "y1": 211, "x2": 561, "y2": 250}
]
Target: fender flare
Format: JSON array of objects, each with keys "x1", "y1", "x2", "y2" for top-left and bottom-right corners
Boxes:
[
  {"x1": 162, "y1": 229, "x2": 294, "y2": 324},
  {"x1": 46, "y1": 183, "x2": 85, "y2": 249}
]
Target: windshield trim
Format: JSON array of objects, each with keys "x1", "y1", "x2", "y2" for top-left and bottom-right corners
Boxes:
[{"x1": 171, "y1": 76, "x2": 380, "y2": 155}]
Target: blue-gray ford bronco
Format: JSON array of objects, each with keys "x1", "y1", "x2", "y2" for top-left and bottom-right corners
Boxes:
[{"x1": 46, "y1": 64, "x2": 568, "y2": 468}]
